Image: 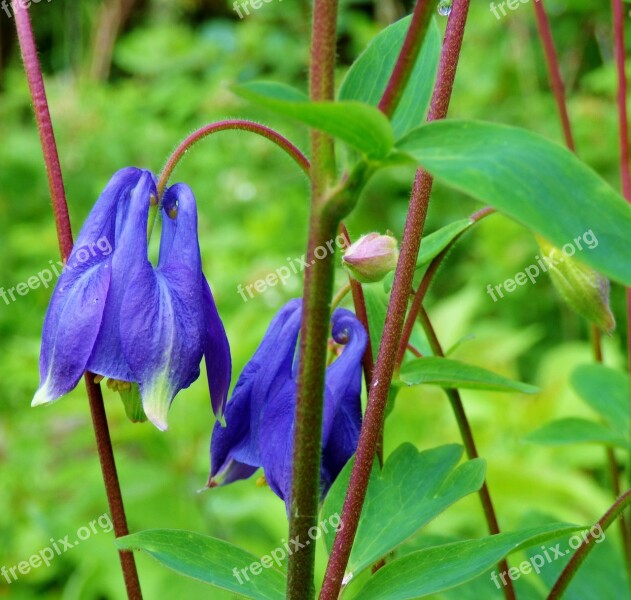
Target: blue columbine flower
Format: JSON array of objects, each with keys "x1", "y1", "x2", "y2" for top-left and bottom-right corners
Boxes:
[
  {"x1": 32, "y1": 167, "x2": 231, "y2": 431},
  {"x1": 209, "y1": 298, "x2": 367, "y2": 509}
]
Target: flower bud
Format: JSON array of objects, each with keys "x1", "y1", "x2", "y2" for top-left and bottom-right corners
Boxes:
[
  {"x1": 536, "y1": 236, "x2": 615, "y2": 334},
  {"x1": 342, "y1": 233, "x2": 399, "y2": 283}
]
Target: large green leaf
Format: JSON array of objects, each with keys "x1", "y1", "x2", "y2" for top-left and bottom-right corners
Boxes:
[
  {"x1": 321, "y1": 443, "x2": 485, "y2": 580},
  {"x1": 571, "y1": 364, "x2": 629, "y2": 439},
  {"x1": 354, "y1": 524, "x2": 581, "y2": 599},
  {"x1": 399, "y1": 357, "x2": 538, "y2": 394},
  {"x1": 234, "y1": 81, "x2": 394, "y2": 158},
  {"x1": 397, "y1": 120, "x2": 631, "y2": 285},
  {"x1": 524, "y1": 417, "x2": 630, "y2": 449},
  {"x1": 339, "y1": 16, "x2": 441, "y2": 138},
  {"x1": 116, "y1": 530, "x2": 285, "y2": 599}
]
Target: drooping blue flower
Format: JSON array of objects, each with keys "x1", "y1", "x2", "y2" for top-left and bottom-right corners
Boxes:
[
  {"x1": 209, "y1": 299, "x2": 367, "y2": 509},
  {"x1": 33, "y1": 167, "x2": 231, "y2": 430}
]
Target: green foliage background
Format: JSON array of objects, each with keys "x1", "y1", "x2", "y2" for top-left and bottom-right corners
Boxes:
[{"x1": 0, "y1": 0, "x2": 628, "y2": 597}]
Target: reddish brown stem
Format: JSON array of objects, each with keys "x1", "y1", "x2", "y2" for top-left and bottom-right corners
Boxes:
[
  {"x1": 158, "y1": 119, "x2": 310, "y2": 194},
  {"x1": 532, "y1": 0, "x2": 576, "y2": 151},
  {"x1": 610, "y1": 0, "x2": 631, "y2": 584},
  {"x1": 548, "y1": 488, "x2": 631, "y2": 599},
  {"x1": 612, "y1": 0, "x2": 631, "y2": 201},
  {"x1": 14, "y1": 4, "x2": 73, "y2": 260},
  {"x1": 339, "y1": 224, "x2": 379, "y2": 462},
  {"x1": 339, "y1": 225, "x2": 375, "y2": 386},
  {"x1": 418, "y1": 306, "x2": 515, "y2": 600},
  {"x1": 14, "y1": 5, "x2": 141, "y2": 598},
  {"x1": 85, "y1": 375, "x2": 142, "y2": 599},
  {"x1": 378, "y1": 0, "x2": 436, "y2": 118},
  {"x1": 319, "y1": 5, "x2": 472, "y2": 596}
]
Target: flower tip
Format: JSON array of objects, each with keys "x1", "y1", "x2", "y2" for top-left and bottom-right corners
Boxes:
[
  {"x1": 31, "y1": 383, "x2": 55, "y2": 407},
  {"x1": 148, "y1": 416, "x2": 169, "y2": 432},
  {"x1": 144, "y1": 406, "x2": 169, "y2": 431}
]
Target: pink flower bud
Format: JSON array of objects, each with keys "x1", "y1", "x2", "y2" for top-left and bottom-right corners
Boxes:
[{"x1": 343, "y1": 233, "x2": 399, "y2": 283}]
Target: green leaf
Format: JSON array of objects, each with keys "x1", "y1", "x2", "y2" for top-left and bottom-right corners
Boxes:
[
  {"x1": 524, "y1": 417, "x2": 630, "y2": 449},
  {"x1": 399, "y1": 357, "x2": 538, "y2": 394},
  {"x1": 383, "y1": 218, "x2": 474, "y2": 292},
  {"x1": 321, "y1": 443, "x2": 485, "y2": 579},
  {"x1": 354, "y1": 524, "x2": 581, "y2": 599},
  {"x1": 339, "y1": 16, "x2": 441, "y2": 138},
  {"x1": 397, "y1": 120, "x2": 631, "y2": 285},
  {"x1": 571, "y1": 364, "x2": 630, "y2": 439},
  {"x1": 234, "y1": 81, "x2": 394, "y2": 158},
  {"x1": 416, "y1": 219, "x2": 474, "y2": 268},
  {"x1": 116, "y1": 530, "x2": 286, "y2": 599}
]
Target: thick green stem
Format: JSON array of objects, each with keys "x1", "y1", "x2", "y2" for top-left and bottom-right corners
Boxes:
[
  {"x1": 287, "y1": 1, "x2": 339, "y2": 597},
  {"x1": 548, "y1": 488, "x2": 631, "y2": 599}
]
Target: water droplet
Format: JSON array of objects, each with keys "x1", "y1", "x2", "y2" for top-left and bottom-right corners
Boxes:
[{"x1": 438, "y1": 0, "x2": 452, "y2": 16}]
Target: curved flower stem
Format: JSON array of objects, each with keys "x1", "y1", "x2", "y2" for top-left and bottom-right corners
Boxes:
[
  {"x1": 532, "y1": 0, "x2": 575, "y2": 151},
  {"x1": 320, "y1": 3, "x2": 472, "y2": 597},
  {"x1": 331, "y1": 282, "x2": 352, "y2": 310},
  {"x1": 287, "y1": 1, "x2": 339, "y2": 597},
  {"x1": 418, "y1": 306, "x2": 515, "y2": 600},
  {"x1": 378, "y1": 0, "x2": 437, "y2": 118},
  {"x1": 14, "y1": 6, "x2": 142, "y2": 599},
  {"x1": 150, "y1": 120, "x2": 310, "y2": 239},
  {"x1": 548, "y1": 488, "x2": 631, "y2": 599},
  {"x1": 395, "y1": 207, "x2": 495, "y2": 367}
]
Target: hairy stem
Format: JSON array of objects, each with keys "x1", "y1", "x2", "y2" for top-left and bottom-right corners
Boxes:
[
  {"x1": 532, "y1": 0, "x2": 575, "y2": 151},
  {"x1": 85, "y1": 375, "x2": 142, "y2": 599},
  {"x1": 14, "y1": 5, "x2": 73, "y2": 259},
  {"x1": 548, "y1": 488, "x2": 631, "y2": 599},
  {"x1": 152, "y1": 120, "x2": 310, "y2": 239},
  {"x1": 14, "y1": 5, "x2": 142, "y2": 598},
  {"x1": 378, "y1": 0, "x2": 437, "y2": 118},
  {"x1": 320, "y1": 3, "x2": 473, "y2": 596},
  {"x1": 287, "y1": 1, "x2": 339, "y2": 597}
]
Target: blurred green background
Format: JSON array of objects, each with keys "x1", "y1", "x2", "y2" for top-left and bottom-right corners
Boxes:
[{"x1": 0, "y1": 0, "x2": 629, "y2": 598}]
